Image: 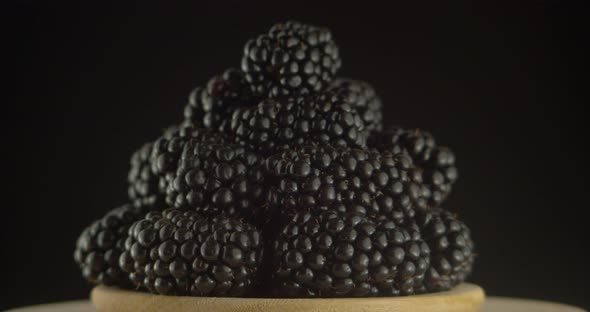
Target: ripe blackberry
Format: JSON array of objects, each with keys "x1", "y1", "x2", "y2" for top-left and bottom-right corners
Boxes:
[
  {"x1": 166, "y1": 141, "x2": 267, "y2": 225},
  {"x1": 241, "y1": 21, "x2": 341, "y2": 98},
  {"x1": 271, "y1": 211, "x2": 430, "y2": 297},
  {"x1": 127, "y1": 125, "x2": 180, "y2": 208},
  {"x1": 370, "y1": 127, "x2": 458, "y2": 207},
  {"x1": 74, "y1": 204, "x2": 144, "y2": 287},
  {"x1": 262, "y1": 146, "x2": 428, "y2": 295},
  {"x1": 119, "y1": 209, "x2": 263, "y2": 296},
  {"x1": 264, "y1": 145, "x2": 428, "y2": 222},
  {"x1": 183, "y1": 68, "x2": 258, "y2": 133},
  {"x1": 329, "y1": 79, "x2": 383, "y2": 132},
  {"x1": 151, "y1": 126, "x2": 227, "y2": 204},
  {"x1": 417, "y1": 209, "x2": 474, "y2": 292},
  {"x1": 231, "y1": 90, "x2": 367, "y2": 155},
  {"x1": 128, "y1": 142, "x2": 164, "y2": 208}
]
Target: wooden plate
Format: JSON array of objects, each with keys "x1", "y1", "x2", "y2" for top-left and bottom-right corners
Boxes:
[{"x1": 91, "y1": 283, "x2": 485, "y2": 312}]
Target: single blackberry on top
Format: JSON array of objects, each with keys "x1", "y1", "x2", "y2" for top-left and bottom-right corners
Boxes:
[
  {"x1": 264, "y1": 145, "x2": 429, "y2": 222},
  {"x1": 231, "y1": 90, "x2": 367, "y2": 155},
  {"x1": 166, "y1": 141, "x2": 267, "y2": 226},
  {"x1": 271, "y1": 211, "x2": 430, "y2": 297},
  {"x1": 119, "y1": 209, "x2": 263, "y2": 296},
  {"x1": 370, "y1": 127, "x2": 458, "y2": 207},
  {"x1": 417, "y1": 209, "x2": 474, "y2": 292},
  {"x1": 329, "y1": 79, "x2": 383, "y2": 132},
  {"x1": 74, "y1": 204, "x2": 144, "y2": 287},
  {"x1": 183, "y1": 69, "x2": 258, "y2": 133},
  {"x1": 241, "y1": 21, "x2": 341, "y2": 98}
]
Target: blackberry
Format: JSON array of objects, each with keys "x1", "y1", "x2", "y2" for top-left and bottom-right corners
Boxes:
[
  {"x1": 166, "y1": 141, "x2": 267, "y2": 225},
  {"x1": 329, "y1": 79, "x2": 383, "y2": 132},
  {"x1": 151, "y1": 126, "x2": 227, "y2": 204},
  {"x1": 272, "y1": 211, "x2": 430, "y2": 297},
  {"x1": 264, "y1": 145, "x2": 428, "y2": 222},
  {"x1": 127, "y1": 126, "x2": 180, "y2": 208},
  {"x1": 370, "y1": 127, "x2": 458, "y2": 207},
  {"x1": 128, "y1": 142, "x2": 164, "y2": 208},
  {"x1": 241, "y1": 21, "x2": 341, "y2": 98},
  {"x1": 119, "y1": 209, "x2": 263, "y2": 296},
  {"x1": 183, "y1": 69, "x2": 258, "y2": 133},
  {"x1": 417, "y1": 209, "x2": 474, "y2": 292},
  {"x1": 231, "y1": 90, "x2": 367, "y2": 155},
  {"x1": 74, "y1": 204, "x2": 144, "y2": 287}
]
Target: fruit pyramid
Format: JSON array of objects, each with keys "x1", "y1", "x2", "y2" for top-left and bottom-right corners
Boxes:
[{"x1": 75, "y1": 21, "x2": 474, "y2": 298}]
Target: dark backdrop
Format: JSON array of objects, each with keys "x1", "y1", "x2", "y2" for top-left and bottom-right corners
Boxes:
[{"x1": 3, "y1": 1, "x2": 587, "y2": 310}]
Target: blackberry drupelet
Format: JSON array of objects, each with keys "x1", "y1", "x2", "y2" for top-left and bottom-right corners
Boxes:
[
  {"x1": 119, "y1": 209, "x2": 263, "y2": 296},
  {"x1": 370, "y1": 127, "x2": 458, "y2": 207},
  {"x1": 231, "y1": 90, "x2": 367, "y2": 155},
  {"x1": 417, "y1": 209, "x2": 474, "y2": 292},
  {"x1": 74, "y1": 204, "x2": 144, "y2": 287},
  {"x1": 329, "y1": 79, "x2": 383, "y2": 132},
  {"x1": 241, "y1": 21, "x2": 341, "y2": 98},
  {"x1": 271, "y1": 211, "x2": 430, "y2": 297},
  {"x1": 264, "y1": 145, "x2": 428, "y2": 222},
  {"x1": 183, "y1": 69, "x2": 258, "y2": 133},
  {"x1": 166, "y1": 141, "x2": 267, "y2": 225}
]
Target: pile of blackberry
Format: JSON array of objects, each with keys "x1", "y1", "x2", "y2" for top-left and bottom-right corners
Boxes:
[{"x1": 75, "y1": 21, "x2": 474, "y2": 298}]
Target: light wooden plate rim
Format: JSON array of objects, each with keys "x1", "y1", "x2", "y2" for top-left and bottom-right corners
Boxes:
[{"x1": 92, "y1": 283, "x2": 485, "y2": 312}]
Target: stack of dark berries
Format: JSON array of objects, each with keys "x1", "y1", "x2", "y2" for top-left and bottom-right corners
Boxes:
[{"x1": 75, "y1": 21, "x2": 474, "y2": 298}]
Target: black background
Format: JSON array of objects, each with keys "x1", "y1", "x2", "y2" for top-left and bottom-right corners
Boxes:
[{"x1": 3, "y1": 1, "x2": 587, "y2": 310}]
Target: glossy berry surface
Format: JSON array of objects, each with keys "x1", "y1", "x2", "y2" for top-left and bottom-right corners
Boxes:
[
  {"x1": 166, "y1": 142, "x2": 267, "y2": 225},
  {"x1": 241, "y1": 21, "x2": 341, "y2": 98},
  {"x1": 184, "y1": 68, "x2": 258, "y2": 133},
  {"x1": 272, "y1": 211, "x2": 430, "y2": 297},
  {"x1": 231, "y1": 90, "x2": 368, "y2": 155},
  {"x1": 329, "y1": 79, "x2": 383, "y2": 132},
  {"x1": 119, "y1": 209, "x2": 263, "y2": 296},
  {"x1": 74, "y1": 204, "x2": 144, "y2": 286},
  {"x1": 417, "y1": 209, "x2": 474, "y2": 292},
  {"x1": 370, "y1": 127, "x2": 458, "y2": 208},
  {"x1": 264, "y1": 145, "x2": 429, "y2": 220}
]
